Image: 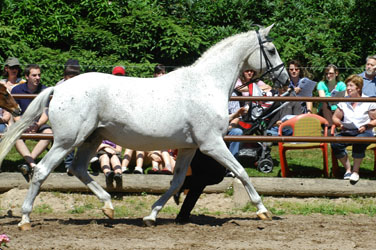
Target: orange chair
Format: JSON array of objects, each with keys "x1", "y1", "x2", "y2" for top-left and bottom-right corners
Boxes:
[
  {"x1": 278, "y1": 114, "x2": 329, "y2": 177},
  {"x1": 330, "y1": 125, "x2": 376, "y2": 178}
]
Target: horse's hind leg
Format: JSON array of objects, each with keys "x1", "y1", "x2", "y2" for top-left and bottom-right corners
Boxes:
[
  {"x1": 70, "y1": 136, "x2": 114, "y2": 219},
  {"x1": 143, "y1": 148, "x2": 196, "y2": 226},
  {"x1": 200, "y1": 139, "x2": 271, "y2": 220},
  {"x1": 18, "y1": 144, "x2": 72, "y2": 230}
]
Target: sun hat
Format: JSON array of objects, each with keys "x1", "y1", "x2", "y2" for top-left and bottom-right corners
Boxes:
[
  {"x1": 5, "y1": 57, "x2": 21, "y2": 67},
  {"x1": 112, "y1": 66, "x2": 125, "y2": 76}
]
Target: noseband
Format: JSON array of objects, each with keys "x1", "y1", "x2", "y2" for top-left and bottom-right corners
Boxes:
[{"x1": 236, "y1": 30, "x2": 286, "y2": 91}]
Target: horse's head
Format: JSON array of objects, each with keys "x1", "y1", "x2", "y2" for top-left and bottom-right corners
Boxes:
[
  {"x1": 243, "y1": 24, "x2": 289, "y2": 88},
  {"x1": 0, "y1": 84, "x2": 22, "y2": 116}
]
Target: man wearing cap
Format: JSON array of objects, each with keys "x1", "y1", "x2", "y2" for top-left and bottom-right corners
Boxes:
[
  {"x1": 11, "y1": 64, "x2": 52, "y2": 182},
  {"x1": 1, "y1": 57, "x2": 26, "y2": 90},
  {"x1": 112, "y1": 66, "x2": 125, "y2": 76}
]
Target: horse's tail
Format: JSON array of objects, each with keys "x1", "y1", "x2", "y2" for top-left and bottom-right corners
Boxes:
[{"x1": 0, "y1": 87, "x2": 55, "y2": 166}]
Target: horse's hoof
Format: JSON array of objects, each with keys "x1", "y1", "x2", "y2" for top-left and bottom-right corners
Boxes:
[
  {"x1": 102, "y1": 208, "x2": 114, "y2": 219},
  {"x1": 18, "y1": 222, "x2": 32, "y2": 231},
  {"x1": 143, "y1": 217, "x2": 156, "y2": 227},
  {"x1": 257, "y1": 211, "x2": 273, "y2": 221}
]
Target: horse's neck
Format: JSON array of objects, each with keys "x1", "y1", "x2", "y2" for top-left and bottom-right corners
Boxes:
[{"x1": 192, "y1": 32, "x2": 257, "y2": 97}]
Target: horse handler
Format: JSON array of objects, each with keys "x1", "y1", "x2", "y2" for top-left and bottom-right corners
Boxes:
[{"x1": 174, "y1": 150, "x2": 227, "y2": 223}]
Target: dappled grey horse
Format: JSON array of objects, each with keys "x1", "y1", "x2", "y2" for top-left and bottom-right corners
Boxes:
[{"x1": 0, "y1": 24, "x2": 289, "y2": 230}]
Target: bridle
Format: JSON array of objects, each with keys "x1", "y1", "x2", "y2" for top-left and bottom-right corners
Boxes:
[{"x1": 236, "y1": 29, "x2": 286, "y2": 91}]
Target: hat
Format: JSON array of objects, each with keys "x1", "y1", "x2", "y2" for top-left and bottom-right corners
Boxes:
[
  {"x1": 65, "y1": 59, "x2": 80, "y2": 67},
  {"x1": 112, "y1": 66, "x2": 125, "y2": 76},
  {"x1": 5, "y1": 57, "x2": 21, "y2": 67}
]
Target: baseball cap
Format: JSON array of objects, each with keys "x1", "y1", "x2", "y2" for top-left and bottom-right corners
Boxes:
[
  {"x1": 112, "y1": 66, "x2": 125, "y2": 76},
  {"x1": 5, "y1": 57, "x2": 21, "y2": 67}
]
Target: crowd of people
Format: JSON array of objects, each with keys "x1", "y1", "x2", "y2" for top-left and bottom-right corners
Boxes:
[{"x1": 0, "y1": 54, "x2": 376, "y2": 221}]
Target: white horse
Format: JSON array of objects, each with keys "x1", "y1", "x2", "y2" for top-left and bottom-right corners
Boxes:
[{"x1": 0, "y1": 24, "x2": 289, "y2": 230}]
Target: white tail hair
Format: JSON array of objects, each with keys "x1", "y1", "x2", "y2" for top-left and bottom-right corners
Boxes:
[{"x1": 0, "y1": 87, "x2": 55, "y2": 166}]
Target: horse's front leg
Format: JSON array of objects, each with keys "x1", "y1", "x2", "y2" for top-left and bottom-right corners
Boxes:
[
  {"x1": 143, "y1": 148, "x2": 196, "y2": 226},
  {"x1": 201, "y1": 140, "x2": 271, "y2": 220},
  {"x1": 18, "y1": 146, "x2": 68, "y2": 230}
]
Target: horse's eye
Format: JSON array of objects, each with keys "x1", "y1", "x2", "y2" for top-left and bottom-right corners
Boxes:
[{"x1": 4, "y1": 93, "x2": 9, "y2": 97}]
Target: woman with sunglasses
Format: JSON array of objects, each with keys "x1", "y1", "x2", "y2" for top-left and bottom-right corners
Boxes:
[
  {"x1": 287, "y1": 60, "x2": 315, "y2": 114},
  {"x1": 1, "y1": 57, "x2": 26, "y2": 91},
  {"x1": 317, "y1": 64, "x2": 346, "y2": 127}
]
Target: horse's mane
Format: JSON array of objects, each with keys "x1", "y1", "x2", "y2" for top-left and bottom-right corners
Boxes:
[{"x1": 191, "y1": 30, "x2": 256, "y2": 67}]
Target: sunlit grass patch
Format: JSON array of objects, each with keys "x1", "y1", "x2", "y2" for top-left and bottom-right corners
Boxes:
[{"x1": 34, "y1": 204, "x2": 53, "y2": 214}]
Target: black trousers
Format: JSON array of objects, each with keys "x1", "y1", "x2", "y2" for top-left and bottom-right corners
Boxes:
[{"x1": 176, "y1": 150, "x2": 226, "y2": 220}]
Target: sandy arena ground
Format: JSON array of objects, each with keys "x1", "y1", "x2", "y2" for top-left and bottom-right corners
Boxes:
[{"x1": 1, "y1": 188, "x2": 376, "y2": 250}]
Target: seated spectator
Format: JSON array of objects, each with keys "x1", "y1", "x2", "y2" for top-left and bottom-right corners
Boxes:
[
  {"x1": 153, "y1": 64, "x2": 166, "y2": 77},
  {"x1": 56, "y1": 59, "x2": 81, "y2": 175},
  {"x1": 317, "y1": 64, "x2": 346, "y2": 127},
  {"x1": 147, "y1": 150, "x2": 175, "y2": 174},
  {"x1": 112, "y1": 66, "x2": 126, "y2": 76},
  {"x1": 11, "y1": 64, "x2": 52, "y2": 182},
  {"x1": 0, "y1": 108, "x2": 11, "y2": 133},
  {"x1": 0, "y1": 57, "x2": 26, "y2": 91},
  {"x1": 287, "y1": 60, "x2": 316, "y2": 114},
  {"x1": 121, "y1": 149, "x2": 145, "y2": 174},
  {"x1": 235, "y1": 69, "x2": 270, "y2": 106},
  {"x1": 331, "y1": 75, "x2": 376, "y2": 184},
  {"x1": 97, "y1": 140, "x2": 122, "y2": 188},
  {"x1": 359, "y1": 54, "x2": 376, "y2": 97}
]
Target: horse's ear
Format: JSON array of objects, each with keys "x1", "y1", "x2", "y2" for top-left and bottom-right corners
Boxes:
[{"x1": 262, "y1": 24, "x2": 275, "y2": 36}]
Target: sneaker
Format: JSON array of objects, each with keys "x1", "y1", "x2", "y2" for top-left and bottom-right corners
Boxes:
[
  {"x1": 18, "y1": 164, "x2": 32, "y2": 182},
  {"x1": 134, "y1": 166, "x2": 143, "y2": 174},
  {"x1": 90, "y1": 156, "x2": 99, "y2": 163},
  {"x1": 343, "y1": 172, "x2": 352, "y2": 180},
  {"x1": 225, "y1": 171, "x2": 235, "y2": 178},
  {"x1": 349, "y1": 172, "x2": 359, "y2": 184},
  {"x1": 147, "y1": 168, "x2": 159, "y2": 174},
  {"x1": 122, "y1": 166, "x2": 131, "y2": 174}
]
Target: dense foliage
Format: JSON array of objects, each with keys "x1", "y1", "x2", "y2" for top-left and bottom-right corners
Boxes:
[{"x1": 0, "y1": 0, "x2": 375, "y2": 85}]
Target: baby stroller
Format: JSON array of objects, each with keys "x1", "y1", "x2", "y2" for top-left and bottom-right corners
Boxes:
[{"x1": 237, "y1": 83, "x2": 293, "y2": 173}]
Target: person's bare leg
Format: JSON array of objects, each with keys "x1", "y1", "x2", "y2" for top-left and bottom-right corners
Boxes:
[
  {"x1": 121, "y1": 149, "x2": 133, "y2": 173},
  {"x1": 161, "y1": 150, "x2": 173, "y2": 172},
  {"x1": 15, "y1": 140, "x2": 34, "y2": 166},
  {"x1": 134, "y1": 151, "x2": 145, "y2": 174},
  {"x1": 338, "y1": 155, "x2": 351, "y2": 174}
]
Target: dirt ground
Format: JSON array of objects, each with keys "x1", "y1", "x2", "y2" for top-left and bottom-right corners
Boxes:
[{"x1": 1, "y1": 189, "x2": 376, "y2": 250}]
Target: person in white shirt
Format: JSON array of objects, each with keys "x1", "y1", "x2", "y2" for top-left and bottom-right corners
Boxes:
[{"x1": 331, "y1": 74, "x2": 376, "y2": 183}]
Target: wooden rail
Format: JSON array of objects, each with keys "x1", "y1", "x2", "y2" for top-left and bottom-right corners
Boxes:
[{"x1": 5, "y1": 94, "x2": 376, "y2": 143}]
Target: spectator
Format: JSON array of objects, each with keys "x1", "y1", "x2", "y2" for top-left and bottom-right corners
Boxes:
[
  {"x1": 56, "y1": 59, "x2": 81, "y2": 85},
  {"x1": 121, "y1": 149, "x2": 145, "y2": 174},
  {"x1": 0, "y1": 108, "x2": 11, "y2": 133},
  {"x1": 235, "y1": 69, "x2": 271, "y2": 106},
  {"x1": 0, "y1": 57, "x2": 26, "y2": 91},
  {"x1": 359, "y1": 55, "x2": 376, "y2": 97},
  {"x1": 317, "y1": 64, "x2": 346, "y2": 127},
  {"x1": 147, "y1": 150, "x2": 175, "y2": 174},
  {"x1": 112, "y1": 66, "x2": 125, "y2": 76},
  {"x1": 331, "y1": 75, "x2": 376, "y2": 184},
  {"x1": 287, "y1": 60, "x2": 316, "y2": 114},
  {"x1": 153, "y1": 64, "x2": 166, "y2": 77},
  {"x1": 56, "y1": 59, "x2": 81, "y2": 175},
  {"x1": 11, "y1": 64, "x2": 52, "y2": 182},
  {"x1": 97, "y1": 140, "x2": 122, "y2": 188},
  {"x1": 174, "y1": 149, "x2": 226, "y2": 224}
]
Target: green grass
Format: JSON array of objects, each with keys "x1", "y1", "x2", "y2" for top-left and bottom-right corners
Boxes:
[
  {"x1": 2, "y1": 142, "x2": 376, "y2": 179},
  {"x1": 242, "y1": 146, "x2": 376, "y2": 180}
]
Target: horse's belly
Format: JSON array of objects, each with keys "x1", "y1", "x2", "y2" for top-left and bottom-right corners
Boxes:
[{"x1": 99, "y1": 127, "x2": 196, "y2": 151}]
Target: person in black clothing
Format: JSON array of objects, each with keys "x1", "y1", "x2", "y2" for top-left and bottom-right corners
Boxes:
[{"x1": 174, "y1": 150, "x2": 227, "y2": 224}]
